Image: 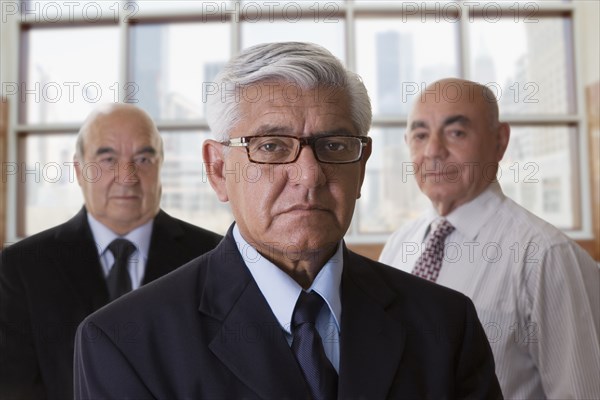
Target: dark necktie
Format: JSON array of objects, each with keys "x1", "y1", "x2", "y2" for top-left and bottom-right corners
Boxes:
[
  {"x1": 291, "y1": 291, "x2": 338, "y2": 400},
  {"x1": 412, "y1": 219, "x2": 455, "y2": 282},
  {"x1": 106, "y1": 238, "x2": 136, "y2": 301}
]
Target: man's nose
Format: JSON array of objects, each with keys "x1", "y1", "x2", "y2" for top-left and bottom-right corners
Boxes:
[
  {"x1": 424, "y1": 134, "x2": 448, "y2": 159},
  {"x1": 289, "y1": 145, "x2": 327, "y2": 188},
  {"x1": 114, "y1": 162, "x2": 140, "y2": 185}
]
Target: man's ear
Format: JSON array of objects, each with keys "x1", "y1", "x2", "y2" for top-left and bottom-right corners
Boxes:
[
  {"x1": 496, "y1": 122, "x2": 510, "y2": 162},
  {"x1": 73, "y1": 155, "x2": 83, "y2": 187},
  {"x1": 202, "y1": 139, "x2": 229, "y2": 202},
  {"x1": 356, "y1": 138, "x2": 373, "y2": 199}
]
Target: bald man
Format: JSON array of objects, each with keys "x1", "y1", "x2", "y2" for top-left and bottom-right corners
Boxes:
[
  {"x1": 380, "y1": 78, "x2": 600, "y2": 399},
  {"x1": 0, "y1": 104, "x2": 222, "y2": 400}
]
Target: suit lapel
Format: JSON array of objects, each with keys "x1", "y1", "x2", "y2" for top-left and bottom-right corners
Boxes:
[
  {"x1": 196, "y1": 234, "x2": 407, "y2": 398},
  {"x1": 54, "y1": 208, "x2": 109, "y2": 310},
  {"x1": 338, "y1": 249, "x2": 407, "y2": 399},
  {"x1": 199, "y1": 231, "x2": 308, "y2": 399}
]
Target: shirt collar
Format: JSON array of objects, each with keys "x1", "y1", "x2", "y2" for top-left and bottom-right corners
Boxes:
[
  {"x1": 86, "y1": 212, "x2": 154, "y2": 261},
  {"x1": 232, "y1": 224, "x2": 343, "y2": 335},
  {"x1": 427, "y1": 181, "x2": 506, "y2": 241}
]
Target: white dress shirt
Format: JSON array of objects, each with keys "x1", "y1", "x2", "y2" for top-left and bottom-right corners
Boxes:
[
  {"x1": 380, "y1": 182, "x2": 600, "y2": 400},
  {"x1": 233, "y1": 224, "x2": 342, "y2": 372},
  {"x1": 87, "y1": 214, "x2": 154, "y2": 290}
]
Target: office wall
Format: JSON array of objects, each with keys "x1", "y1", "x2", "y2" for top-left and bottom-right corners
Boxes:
[
  {"x1": 579, "y1": 0, "x2": 600, "y2": 260},
  {"x1": 580, "y1": 0, "x2": 600, "y2": 86},
  {"x1": 0, "y1": 17, "x2": 9, "y2": 247}
]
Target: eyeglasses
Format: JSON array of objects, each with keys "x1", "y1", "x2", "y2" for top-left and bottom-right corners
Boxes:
[{"x1": 222, "y1": 135, "x2": 371, "y2": 164}]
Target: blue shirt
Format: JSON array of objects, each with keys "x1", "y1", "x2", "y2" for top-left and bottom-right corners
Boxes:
[{"x1": 232, "y1": 224, "x2": 343, "y2": 372}]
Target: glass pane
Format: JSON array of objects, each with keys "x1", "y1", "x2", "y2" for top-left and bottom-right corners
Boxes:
[
  {"x1": 355, "y1": 17, "x2": 460, "y2": 116},
  {"x1": 130, "y1": 22, "x2": 231, "y2": 121},
  {"x1": 241, "y1": 19, "x2": 345, "y2": 62},
  {"x1": 25, "y1": 26, "x2": 120, "y2": 124},
  {"x1": 358, "y1": 127, "x2": 429, "y2": 234},
  {"x1": 161, "y1": 131, "x2": 232, "y2": 235},
  {"x1": 469, "y1": 17, "x2": 576, "y2": 114},
  {"x1": 20, "y1": 1, "x2": 124, "y2": 22},
  {"x1": 499, "y1": 125, "x2": 578, "y2": 229},
  {"x1": 23, "y1": 134, "x2": 82, "y2": 235}
]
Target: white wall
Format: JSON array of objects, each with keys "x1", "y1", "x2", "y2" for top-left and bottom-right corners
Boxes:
[
  {"x1": 0, "y1": 8, "x2": 17, "y2": 94},
  {"x1": 578, "y1": 0, "x2": 600, "y2": 85}
]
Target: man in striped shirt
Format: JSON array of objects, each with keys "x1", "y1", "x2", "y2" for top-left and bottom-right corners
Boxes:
[{"x1": 380, "y1": 78, "x2": 600, "y2": 399}]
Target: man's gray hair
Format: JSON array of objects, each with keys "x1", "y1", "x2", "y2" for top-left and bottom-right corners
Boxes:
[{"x1": 205, "y1": 42, "x2": 372, "y2": 141}]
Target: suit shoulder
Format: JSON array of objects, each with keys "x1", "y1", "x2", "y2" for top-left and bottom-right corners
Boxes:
[
  {"x1": 176, "y1": 219, "x2": 223, "y2": 243},
  {"x1": 348, "y1": 251, "x2": 472, "y2": 308},
  {"x1": 0, "y1": 223, "x2": 67, "y2": 266},
  {"x1": 3, "y1": 223, "x2": 63, "y2": 250},
  {"x1": 157, "y1": 212, "x2": 223, "y2": 244},
  {"x1": 84, "y1": 254, "x2": 207, "y2": 327}
]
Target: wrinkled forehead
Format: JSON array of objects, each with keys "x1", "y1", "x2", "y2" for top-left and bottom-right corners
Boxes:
[
  {"x1": 236, "y1": 83, "x2": 354, "y2": 133},
  {"x1": 81, "y1": 115, "x2": 161, "y2": 159}
]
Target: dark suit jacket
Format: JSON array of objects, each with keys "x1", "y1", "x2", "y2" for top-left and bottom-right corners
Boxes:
[
  {"x1": 74, "y1": 227, "x2": 502, "y2": 399},
  {"x1": 0, "y1": 208, "x2": 223, "y2": 400}
]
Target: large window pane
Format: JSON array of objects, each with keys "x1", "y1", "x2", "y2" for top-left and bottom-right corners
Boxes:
[
  {"x1": 130, "y1": 22, "x2": 231, "y2": 121},
  {"x1": 242, "y1": 19, "x2": 345, "y2": 61},
  {"x1": 499, "y1": 125, "x2": 578, "y2": 229},
  {"x1": 24, "y1": 26, "x2": 119, "y2": 124},
  {"x1": 358, "y1": 127, "x2": 428, "y2": 234},
  {"x1": 21, "y1": 1, "x2": 124, "y2": 21},
  {"x1": 161, "y1": 131, "x2": 232, "y2": 235},
  {"x1": 22, "y1": 134, "x2": 82, "y2": 236},
  {"x1": 469, "y1": 17, "x2": 576, "y2": 114},
  {"x1": 14, "y1": 2, "x2": 587, "y2": 243},
  {"x1": 355, "y1": 17, "x2": 460, "y2": 116}
]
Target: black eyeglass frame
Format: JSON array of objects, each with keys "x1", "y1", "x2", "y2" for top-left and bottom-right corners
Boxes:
[{"x1": 222, "y1": 134, "x2": 372, "y2": 165}]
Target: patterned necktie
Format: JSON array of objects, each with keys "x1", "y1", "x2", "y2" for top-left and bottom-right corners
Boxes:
[
  {"x1": 291, "y1": 291, "x2": 338, "y2": 400},
  {"x1": 412, "y1": 219, "x2": 455, "y2": 282},
  {"x1": 106, "y1": 239, "x2": 136, "y2": 301}
]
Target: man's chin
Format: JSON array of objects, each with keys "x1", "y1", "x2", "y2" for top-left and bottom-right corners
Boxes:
[
  {"x1": 422, "y1": 185, "x2": 460, "y2": 202},
  {"x1": 110, "y1": 197, "x2": 142, "y2": 206}
]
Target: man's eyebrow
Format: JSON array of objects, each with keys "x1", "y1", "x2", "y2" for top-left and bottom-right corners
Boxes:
[
  {"x1": 249, "y1": 126, "x2": 356, "y2": 137},
  {"x1": 313, "y1": 128, "x2": 355, "y2": 137},
  {"x1": 135, "y1": 146, "x2": 157, "y2": 156},
  {"x1": 250, "y1": 125, "x2": 294, "y2": 136},
  {"x1": 443, "y1": 115, "x2": 471, "y2": 127},
  {"x1": 409, "y1": 120, "x2": 428, "y2": 131},
  {"x1": 94, "y1": 146, "x2": 157, "y2": 156},
  {"x1": 95, "y1": 147, "x2": 116, "y2": 156}
]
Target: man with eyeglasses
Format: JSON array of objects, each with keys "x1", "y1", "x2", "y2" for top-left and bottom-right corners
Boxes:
[{"x1": 74, "y1": 42, "x2": 502, "y2": 399}]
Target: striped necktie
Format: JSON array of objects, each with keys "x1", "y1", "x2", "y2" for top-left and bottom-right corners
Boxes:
[
  {"x1": 412, "y1": 219, "x2": 455, "y2": 282},
  {"x1": 291, "y1": 291, "x2": 338, "y2": 400}
]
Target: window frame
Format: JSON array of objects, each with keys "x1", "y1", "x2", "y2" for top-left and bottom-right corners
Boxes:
[{"x1": 3, "y1": 0, "x2": 594, "y2": 245}]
